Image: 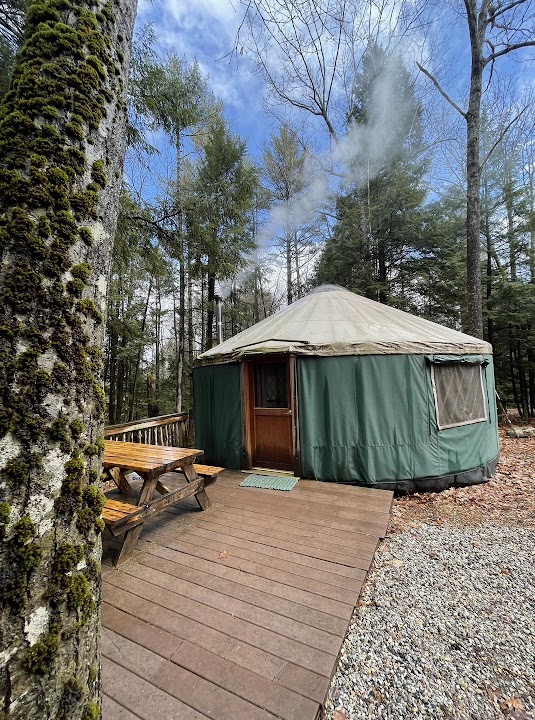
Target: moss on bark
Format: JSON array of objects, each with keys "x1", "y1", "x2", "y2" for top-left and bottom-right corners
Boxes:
[{"x1": 0, "y1": 0, "x2": 137, "y2": 716}]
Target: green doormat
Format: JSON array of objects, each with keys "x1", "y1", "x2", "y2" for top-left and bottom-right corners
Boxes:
[{"x1": 240, "y1": 474, "x2": 298, "y2": 491}]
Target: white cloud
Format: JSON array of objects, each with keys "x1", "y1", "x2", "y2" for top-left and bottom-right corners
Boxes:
[{"x1": 136, "y1": 0, "x2": 263, "y2": 115}]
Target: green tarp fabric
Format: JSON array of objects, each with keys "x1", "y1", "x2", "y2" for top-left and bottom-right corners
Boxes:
[
  {"x1": 297, "y1": 354, "x2": 499, "y2": 486},
  {"x1": 425, "y1": 354, "x2": 489, "y2": 365},
  {"x1": 193, "y1": 363, "x2": 242, "y2": 468}
]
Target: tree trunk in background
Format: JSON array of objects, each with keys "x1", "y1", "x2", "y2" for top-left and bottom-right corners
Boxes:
[
  {"x1": 175, "y1": 134, "x2": 185, "y2": 412},
  {"x1": 465, "y1": 46, "x2": 484, "y2": 338},
  {"x1": 503, "y1": 177, "x2": 517, "y2": 281},
  {"x1": 0, "y1": 1, "x2": 137, "y2": 718},
  {"x1": 116, "y1": 351, "x2": 125, "y2": 423},
  {"x1": 201, "y1": 274, "x2": 205, "y2": 351},
  {"x1": 115, "y1": 294, "x2": 127, "y2": 422},
  {"x1": 528, "y1": 164, "x2": 535, "y2": 415},
  {"x1": 485, "y1": 225, "x2": 493, "y2": 348},
  {"x1": 107, "y1": 301, "x2": 118, "y2": 424},
  {"x1": 378, "y1": 237, "x2": 387, "y2": 304},
  {"x1": 177, "y1": 247, "x2": 185, "y2": 412},
  {"x1": 187, "y1": 253, "x2": 194, "y2": 368},
  {"x1": 293, "y1": 231, "x2": 300, "y2": 300},
  {"x1": 530, "y1": 169, "x2": 535, "y2": 283},
  {"x1": 286, "y1": 233, "x2": 293, "y2": 305},
  {"x1": 482, "y1": 170, "x2": 494, "y2": 347},
  {"x1": 253, "y1": 265, "x2": 260, "y2": 323},
  {"x1": 206, "y1": 271, "x2": 216, "y2": 350},
  {"x1": 154, "y1": 284, "x2": 161, "y2": 416},
  {"x1": 129, "y1": 279, "x2": 152, "y2": 421}
]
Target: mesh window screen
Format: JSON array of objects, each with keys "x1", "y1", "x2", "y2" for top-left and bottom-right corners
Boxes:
[{"x1": 432, "y1": 363, "x2": 487, "y2": 429}]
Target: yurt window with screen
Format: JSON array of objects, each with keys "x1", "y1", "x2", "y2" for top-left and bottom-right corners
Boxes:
[{"x1": 431, "y1": 362, "x2": 488, "y2": 430}]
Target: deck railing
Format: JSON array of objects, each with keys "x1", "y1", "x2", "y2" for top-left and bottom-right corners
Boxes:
[{"x1": 104, "y1": 412, "x2": 190, "y2": 447}]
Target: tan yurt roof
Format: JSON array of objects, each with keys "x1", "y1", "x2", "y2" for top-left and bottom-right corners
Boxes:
[{"x1": 197, "y1": 285, "x2": 492, "y2": 364}]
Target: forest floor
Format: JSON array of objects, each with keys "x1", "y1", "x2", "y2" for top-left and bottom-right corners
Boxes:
[{"x1": 324, "y1": 425, "x2": 535, "y2": 720}]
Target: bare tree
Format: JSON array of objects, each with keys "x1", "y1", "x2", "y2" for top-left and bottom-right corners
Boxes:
[
  {"x1": 417, "y1": 0, "x2": 535, "y2": 338},
  {"x1": 238, "y1": 0, "x2": 427, "y2": 143},
  {"x1": 0, "y1": 0, "x2": 25, "y2": 48},
  {"x1": 0, "y1": 0, "x2": 137, "y2": 717}
]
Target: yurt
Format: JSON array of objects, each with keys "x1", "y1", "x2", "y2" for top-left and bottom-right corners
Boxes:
[{"x1": 193, "y1": 285, "x2": 499, "y2": 492}]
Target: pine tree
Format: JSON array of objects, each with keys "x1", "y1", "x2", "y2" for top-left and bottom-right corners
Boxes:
[
  {"x1": 316, "y1": 45, "x2": 427, "y2": 303},
  {"x1": 187, "y1": 112, "x2": 258, "y2": 349}
]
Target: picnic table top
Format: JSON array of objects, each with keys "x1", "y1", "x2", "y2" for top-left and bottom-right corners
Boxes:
[{"x1": 104, "y1": 440, "x2": 203, "y2": 474}]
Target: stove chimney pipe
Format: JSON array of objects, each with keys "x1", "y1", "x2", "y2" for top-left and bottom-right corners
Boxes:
[{"x1": 214, "y1": 295, "x2": 223, "y2": 345}]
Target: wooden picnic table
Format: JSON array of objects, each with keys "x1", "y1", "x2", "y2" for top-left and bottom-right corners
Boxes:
[{"x1": 103, "y1": 440, "x2": 211, "y2": 564}]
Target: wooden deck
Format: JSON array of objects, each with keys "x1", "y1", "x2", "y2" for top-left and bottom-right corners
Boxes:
[{"x1": 101, "y1": 470, "x2": 393, "y2": 720}]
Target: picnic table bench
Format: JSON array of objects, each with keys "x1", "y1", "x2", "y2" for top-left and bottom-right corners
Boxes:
[{"x1": 103, "y1": 441, "x2": 216, "y2": 564}]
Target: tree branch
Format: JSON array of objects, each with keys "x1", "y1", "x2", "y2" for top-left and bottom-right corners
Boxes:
[
  {"x1": 416, "y1": 62, "x2": 467, "y2": 118},
  {"x1": 488, "y1": 0, "x2": 529, "y2": 23},
  {"x1": 481, "y1": 105, "x2": 529, "y2": 168},
  {"x1": 484, "y1": 40, "x2": 535, "y2": 64}
]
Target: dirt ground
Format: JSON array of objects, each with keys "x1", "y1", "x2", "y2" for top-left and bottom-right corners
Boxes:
[{"x1": 389, "y1": 425, "x2": 535, "y2": 533}]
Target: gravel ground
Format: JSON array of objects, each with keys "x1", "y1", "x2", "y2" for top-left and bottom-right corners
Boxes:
[{"x1": 325, "y1": 434, "x2": 535, "y2": 720}]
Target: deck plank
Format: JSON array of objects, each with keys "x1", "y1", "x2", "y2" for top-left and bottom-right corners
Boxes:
[
  {"x1": 102, "y1": 470, "x2": 392, "y2": 720},
  {"x1": 173, "y1": 525, "x2": 369, "y2": 579},
  {"x1": 204, "y1": 487, "x2": 390, "y2": 537},
  {"x1": 170, "y1": 641, "x2": 321, "y2": 720},
  {"x1": 135, "y1": 551, "x2": 349, "y2": 635},
  {"x1": 136, "y1": 540, "x2": 355, "y2": 618},
  {"x1": 140, "y1": 530, "x2": 362, "y2": 604},
  {"x1": 102, "y1": 695, "x2": 143, "y2": 720},
  {"x1": 151, "y1": 660, "x2": 281, "y2": 720},
  {"x1": 196, "y1": 513, "x2": 377, "y2": 560},
  {"x1": 103, "y1": 581, "x2": 289, "y2": 680},
  {"x1": 121, "y1": 561, "x2": 340, "y2": 654},
  {"x1": 190, "y1": 504, "x2": 380, "y2": 549},
  {"x1": 102, "y1": 657, "x2": 209, "y2": 720},
  {"x1": 193, "y1": 518, "x2": 373, "y2": 568},
  {"x1": 104, "y1": 571, "x2": 336, "y2": 676}
]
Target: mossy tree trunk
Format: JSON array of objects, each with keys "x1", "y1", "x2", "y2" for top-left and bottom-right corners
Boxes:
[{"x1": 0, "y1": 0, "x2": 137, "y2": 718}]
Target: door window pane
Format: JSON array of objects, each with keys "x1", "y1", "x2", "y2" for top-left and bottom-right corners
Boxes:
[{"x1": 254, "y1": 363, "x2": 288, "y2": 408}]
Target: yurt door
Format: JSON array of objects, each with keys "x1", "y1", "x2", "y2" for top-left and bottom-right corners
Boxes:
[{"x1": 247, "y1": 358, "x2": 294, "y2": 471}]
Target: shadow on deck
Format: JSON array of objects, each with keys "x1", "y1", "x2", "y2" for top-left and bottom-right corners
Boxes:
[{"x1": 101, "y1": 470, "x2": 393, "y2": 720}]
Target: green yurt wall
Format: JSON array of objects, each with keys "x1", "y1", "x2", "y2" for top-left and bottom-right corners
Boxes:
[
  {"x1": 193, "y1": 363, "x2": 242, "y2": 468},
  {"x1": 297, "y1": 354, "x2": 499, "y2": 491}
]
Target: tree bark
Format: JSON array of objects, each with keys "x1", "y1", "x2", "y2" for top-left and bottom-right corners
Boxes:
[
  {"x1": 286, "y1": 231, "x2": 293, "y2": 305},
  {"x1": 293, "y1": 230, "x2": 301, "y2": 300},
  {"x1": 465, "y1": 7, "x2": 484, "y2": 338},
  {"x1": 0, "y1": 1, "x2": 137, "y2": 717},
  {"x1": 503, "y1": 176, "x2": 517, "y2": 281},
  {"x1": 128, "y1": 279, "x2": 152, "y2": 421},
  {"x1": 107, "y1": 299, "x2": 118, "y2": 424},
  {"x1": 187, "y1": 254, "x2": 194, "y2": 369},
  {"x1": 177, "y1": 249, "x2": 185, "y2": 412},
  {"x1": 206, "y1": 271, "x2": 216, "y2": 350}
]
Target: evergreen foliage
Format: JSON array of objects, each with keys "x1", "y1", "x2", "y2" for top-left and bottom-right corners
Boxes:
[{"x1": 316, "y1": 46, "x2": 428, "y2": 304}]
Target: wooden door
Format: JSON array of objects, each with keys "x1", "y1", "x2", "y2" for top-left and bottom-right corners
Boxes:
[{"x1": 248, "y1": 358, "x2": 294, "y2": 471}]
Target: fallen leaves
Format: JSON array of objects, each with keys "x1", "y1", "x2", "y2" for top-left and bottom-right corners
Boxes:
[
  {"x1": 389, "y1": 427, "x2": 535, "y2": 533},
  {"x1": 499, "y1": 696, "x2": 528, "y2": 719},
  {"x1": 218, "y1": 550, "x2": 229, "y2": 559},
  {"x1": 332, "y1": 710, "x2": 348, "y2": 720}
]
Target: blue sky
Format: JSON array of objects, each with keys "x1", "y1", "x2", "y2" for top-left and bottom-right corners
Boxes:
[
  {"x1": 135, "y1": 0, "x2": 269, "y2": 159},
  {"x1": 130, "y1": 0, "x2": 535, "y2": 214},
  {"x1": 132, "y1": 0, "x2": 534, "y2": 171},
  {"x1": 128, "y1": 0, "x2": 534, "y2": 302}
]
